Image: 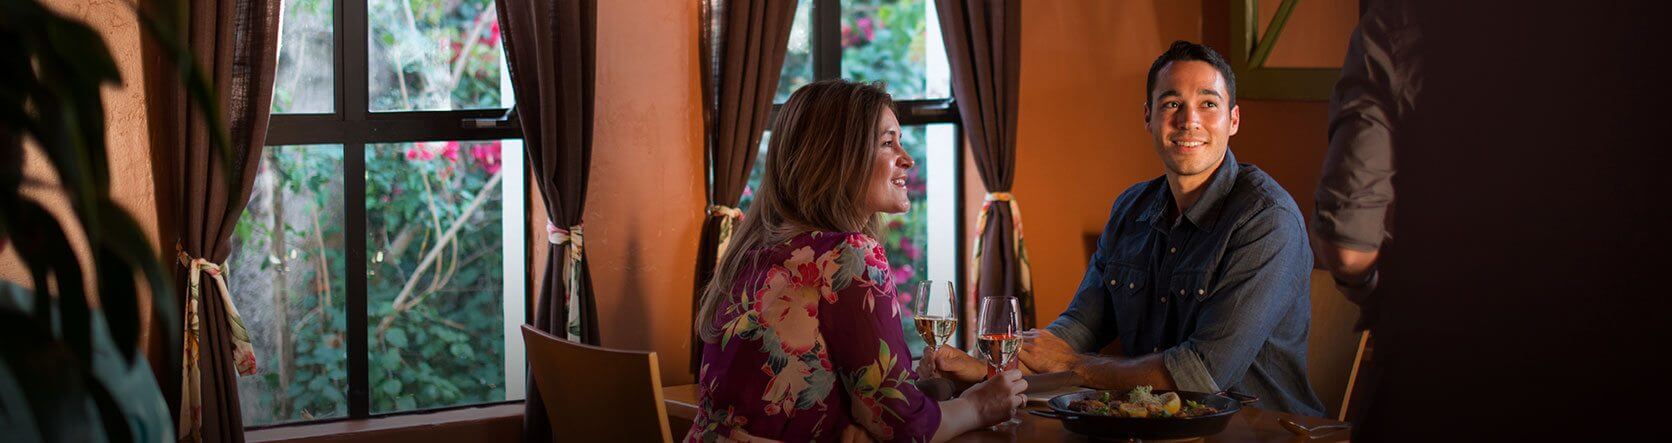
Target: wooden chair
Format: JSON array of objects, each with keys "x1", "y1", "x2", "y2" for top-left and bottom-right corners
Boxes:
[
  {"x1": 1304, "y1": 270, "x2": 1369, "y2": 421},
  {"x1": 521, "y1": 325, "x2": 674, "y2": 442}
]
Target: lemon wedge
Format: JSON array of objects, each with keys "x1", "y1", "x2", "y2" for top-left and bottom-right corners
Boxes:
[{"x1": 1158, "y1": 392, "x2": 1181, "y2": 415}]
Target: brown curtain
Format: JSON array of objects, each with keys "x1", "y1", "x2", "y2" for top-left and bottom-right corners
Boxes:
[
  {"x1": 688, "y1": 0, "x2": 798, "y2": 376},
  {"x1": 143, "y1": 0, "x2": 281, "y2": 441},
  {"x1": 934, "y1": 0, "x2": 1034, "y2": 331},
  {"x1": 494, "y1": 0, "x2": 597, "y2": 441}
]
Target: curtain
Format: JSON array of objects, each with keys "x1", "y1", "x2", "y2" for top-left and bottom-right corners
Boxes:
[
  {"x1": 144, "y1": 0, "x2": 281, "y2": 440},
  {"x1": 493, "y1": 0, "x2": 598, "y2": 441},
  {"x1": 934, "y1": 0, "x2": 1034, "y2": 332},
  {"x1": 688, "y1": 0, "x2": 798, "y2": 376}
]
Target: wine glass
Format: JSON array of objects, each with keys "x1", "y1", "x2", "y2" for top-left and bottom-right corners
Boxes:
[
  {"x1": 978, "y1": 295, "x2": 1023, "y2": 429},
  {"x1": 913, "y1": 281, "x2": 958, "y2": 356}
]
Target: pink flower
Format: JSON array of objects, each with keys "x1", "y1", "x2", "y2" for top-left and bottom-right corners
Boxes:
[
  {"x1": 890, "y1": 264, "x2": 914, "y2": 287},
  {"x1": 900, "y1": 239, "x2": 921, "y2": 261},
  {"x1": 470, "y1": 141, "x2": 503, "y2": 174},
  {"x1": 441, "y1": 141, "x2": 460, "y2": 161},
  {"x1": 405, "y1": 143, "x2": 436, "y2": 161},
  {"x1": 741, "y1": 185, "x2": 753, "y2": 199},
  {"x1": 857, "y1": 17, "x2": 875, "y2": 41}
]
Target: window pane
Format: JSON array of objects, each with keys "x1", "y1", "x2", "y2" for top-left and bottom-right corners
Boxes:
[
  {"x1": 272, "y1": 0, "x2": 334, "y2": 114},
  {"x1": 230, "y1": 145, "x2": 348, "y2": 425},
  {"x1": 366, "y1": 140, "x2": 509, "y2": 413},
  {"x1": 841, "y1": 0, "x2": 951, "y2": 100},
  {"x1": 368, "y1": 0, "x2": 506, "y2": 112},
  {"x1": 774, "y1": 0, "x2": 815, "y2": 103}
]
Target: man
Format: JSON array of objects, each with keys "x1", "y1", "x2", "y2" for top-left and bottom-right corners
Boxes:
[{"x1": 926, "y1": 41, "x2": 1323, "y2": 416}]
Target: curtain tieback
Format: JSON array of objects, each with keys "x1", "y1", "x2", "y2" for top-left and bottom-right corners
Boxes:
[
  {"x1": 174, "y1": 243, "x2": 258, "y2": 442},
  {"x1": 547, "y1": 221, "x2": 586, "y2": 340},
  {"x1": 971, "y1": 192, "x2": 1034, "y2": 300},
  {"x1": 707, "y1": 205, "x2": 744, "y2": 263}
]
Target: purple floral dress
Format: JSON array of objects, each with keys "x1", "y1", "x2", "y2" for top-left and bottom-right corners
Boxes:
[{"x1": 687, "y1": 232, "x2": 939, "y2": 442}]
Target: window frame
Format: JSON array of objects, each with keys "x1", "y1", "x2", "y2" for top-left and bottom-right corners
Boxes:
[
  {"x1": 251, "y1": 0, "x2": 530, "y2": 428},
  {"x1": 772, "y1": 0, "x2": 971, "y2": 348}
]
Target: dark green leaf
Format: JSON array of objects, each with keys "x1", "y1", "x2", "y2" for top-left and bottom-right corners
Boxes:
[{"x1": 385, "y1": 328, "x2": 408, "y2": 348}]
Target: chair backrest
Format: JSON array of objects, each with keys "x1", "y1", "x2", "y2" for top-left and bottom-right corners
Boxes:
[
  {"x1": 521, "y1": 325, "x2": 673, "y2": 443},
  {"x1": 1304, "y1": 270, "x2": 1368, "y2": 421}
]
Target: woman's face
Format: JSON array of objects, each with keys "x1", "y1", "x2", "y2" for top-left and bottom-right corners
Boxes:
[{"x1": 860, "y1": 107, "x2": 914, "y2": 215}]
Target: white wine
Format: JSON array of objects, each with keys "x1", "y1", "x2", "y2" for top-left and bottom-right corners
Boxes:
[
  {"x1": 913, "y1": 316, "x2": 958, "y2": 349},
  {"x1": 977, "y1": 333, "x2": 1021, "y2": 369}
]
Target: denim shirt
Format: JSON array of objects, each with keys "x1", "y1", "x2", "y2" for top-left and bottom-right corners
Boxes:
[{"x1": 1046, "y1": 150, "x2": 1325, "y2": 417}]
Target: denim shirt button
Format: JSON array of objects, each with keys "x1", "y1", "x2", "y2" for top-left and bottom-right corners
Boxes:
[
  {"x1": 1129, "y1": 283, "x2": 1136, "y2": 289},
  {"x1": 1109, "y1": 279, "x2": 1118, "y2": 286},
  {"x1": 1197, "y1": 288, "x2": 1206, "y2": 296},
  {"x1": 1160, "y1": 296, "x2": 1168, "y2": 303}
]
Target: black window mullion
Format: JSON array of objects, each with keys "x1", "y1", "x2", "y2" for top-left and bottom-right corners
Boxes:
[
  {"x1": 344, "y1": 139, "x2": 368, "y2": 418},
  {"x1": 342, "y1": 0, "x2": 371, "y2": 418}
]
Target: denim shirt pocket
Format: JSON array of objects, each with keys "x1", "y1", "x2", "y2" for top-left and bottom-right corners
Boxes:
[
  {"x1": 1169, "y1": 271, "x2": 1214, "y2": 302},
  {"x1": 1105, "y1": 262, "x2": 1149, "y2": 340}
]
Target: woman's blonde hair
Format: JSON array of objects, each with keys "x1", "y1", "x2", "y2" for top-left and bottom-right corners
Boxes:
[{"x1": 695, "y1": 79, "x2": 896, "y2": 343}]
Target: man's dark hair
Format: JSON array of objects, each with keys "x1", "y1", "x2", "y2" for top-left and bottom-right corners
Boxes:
[{"x1": 1145, "y1": 40, "x2": 1237, "y2": 109}]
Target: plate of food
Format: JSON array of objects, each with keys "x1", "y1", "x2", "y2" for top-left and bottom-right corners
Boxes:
[{"x1": 1030, "y1": 386, "x2": 1250, "y2": 440}]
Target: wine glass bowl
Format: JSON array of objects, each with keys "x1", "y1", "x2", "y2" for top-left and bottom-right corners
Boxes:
[
  {"x1": 913, "y1": 281, "x2": 958, "y2": 354},
  {"x1": 977, "y1": 296, "x2": 1024, "y2": 429}
]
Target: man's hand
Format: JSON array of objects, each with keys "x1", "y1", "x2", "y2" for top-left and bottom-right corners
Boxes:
[
  {"x1": 917, "y1": 346, "x2": 990, "y2": 385},
  {"x1": 1019, "y1": 329, "x2": 1083, "y2": 374}
]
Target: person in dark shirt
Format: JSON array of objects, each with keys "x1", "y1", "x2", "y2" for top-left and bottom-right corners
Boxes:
[{"x1": 923, "y1": 41, "x2": 1324, "y2": 416}]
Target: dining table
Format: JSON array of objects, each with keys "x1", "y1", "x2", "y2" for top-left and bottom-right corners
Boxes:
[{"x1": 662, "y1": 383, "x2": 1351, "y2": 442}]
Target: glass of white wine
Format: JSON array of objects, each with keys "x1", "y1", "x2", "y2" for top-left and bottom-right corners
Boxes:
[
  {"x1": 979, "y1": 295, "x2": 1023, "y2": 429},
  {"x1": 913, "y1": 281, "x2": 958, "y2": 355}
]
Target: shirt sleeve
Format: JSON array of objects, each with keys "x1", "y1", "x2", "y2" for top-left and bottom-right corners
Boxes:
[
  {"x1": 1315, "y1": 4, "x2": 1403, "y2": 252},
  {"x1": 816, "y1": 234, "x2": 940, "y2": 442},
  {"x1": 1046, "y1": 198, "x2": 1129, "y2": 353},
  {"x1": 1162, "y1": 206, "x2": 1312, "y2": 393}
]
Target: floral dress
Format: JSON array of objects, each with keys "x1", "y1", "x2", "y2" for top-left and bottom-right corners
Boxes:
[{"x1": 687, "y1": 232, "x2": 939, "y2": 442}]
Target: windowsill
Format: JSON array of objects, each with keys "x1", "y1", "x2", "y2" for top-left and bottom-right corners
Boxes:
[{"x1": 245, "y1": 402, "x2": 523, "y2": 443}]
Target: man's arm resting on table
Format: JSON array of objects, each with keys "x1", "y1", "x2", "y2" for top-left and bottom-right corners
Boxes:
[
  {"x1": 1071, "y1": 352, "x2": 1177, "y2": 391},
  {"x1": 1019, "y1": 329, "x2": 1178, "y2": 390}
]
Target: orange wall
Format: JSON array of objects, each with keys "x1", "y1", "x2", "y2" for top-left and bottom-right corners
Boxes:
[
  {"x1": 527, "y1": 0, "x2": 707, "y2": 386},
  {"x1": 1012, "y1": 0, "x2": 1335, "y2": 326},
  {"x1": 1258, "y1": 0, "x2": 1357, "y2": 68},
  {"x1": 0, "y1": 0, "x2": 160, "y2": 344}
]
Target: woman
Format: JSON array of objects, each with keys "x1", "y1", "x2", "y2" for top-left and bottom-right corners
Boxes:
[{"x1": 688, "y1": 79, "x2": 1026, "y2": 442}]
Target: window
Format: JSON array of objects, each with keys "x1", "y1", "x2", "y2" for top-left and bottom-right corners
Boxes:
[
  {"x1": 746, "y1": 0, "x2": 964, "y2": 357},
  {"x1": 230, "y1": 0, "x2": 527, "y2": 426}
]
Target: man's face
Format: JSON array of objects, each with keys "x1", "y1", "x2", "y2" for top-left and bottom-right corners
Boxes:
[{"x1": 1145, "y1": 60, "x2": 1240, "y2": 178}]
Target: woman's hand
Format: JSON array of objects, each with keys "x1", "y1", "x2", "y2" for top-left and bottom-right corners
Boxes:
[{"x1": 961, "y1": 369, "x2": 1028, "y2": 426}]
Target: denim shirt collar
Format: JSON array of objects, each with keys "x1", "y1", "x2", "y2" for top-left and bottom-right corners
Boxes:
[{"x1": 1138, "y1": 149, "x2": 1240, "y2": 232}]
